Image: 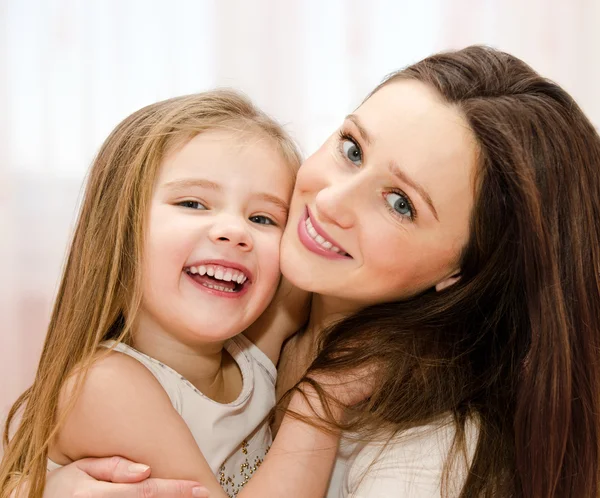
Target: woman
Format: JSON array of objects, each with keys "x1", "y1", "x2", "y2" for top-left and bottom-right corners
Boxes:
[{"x1": 31, "y1": 46, "x2": 600, "y2": 496}]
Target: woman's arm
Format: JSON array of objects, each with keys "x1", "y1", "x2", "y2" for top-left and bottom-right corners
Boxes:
[{"x1": 42, "y1": 457, "x2": 209, "y2": 498}]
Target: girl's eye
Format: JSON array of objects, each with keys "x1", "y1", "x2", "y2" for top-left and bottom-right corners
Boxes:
[
  {"x1": 385, "y1": 192, "x2": 414, "y2": 219},
  {"x1": 249, "y1": 215, "x2": 276, "y2": 226},
  {"x1": 178, "y1": 200, "x2": 207, "y2": 210},
  {"x1": 341, "y1": 138, "x2": 362, "y2": 165}
]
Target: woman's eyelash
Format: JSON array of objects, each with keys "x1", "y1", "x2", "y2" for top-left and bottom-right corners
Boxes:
[
  {"x1": 337, "y1": 130, "x2": 362, "y2": 160},
  {"x1": 387, "y1": 189, "x2": 418, "y2": 222}
]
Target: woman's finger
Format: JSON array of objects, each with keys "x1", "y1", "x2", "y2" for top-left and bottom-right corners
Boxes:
[
  {"x1": 74, "y1": 456, "x2": 152, "y2": 483},
  {"x1": 94, "y1": 480, "x2": 209, "y2": 498}
]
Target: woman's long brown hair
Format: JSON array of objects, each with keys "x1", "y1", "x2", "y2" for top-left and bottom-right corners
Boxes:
[
  {"x1": 0, "y1": 90, "x2": 301, "y2": 498},
  {"x1": 293, "y1": 46, "x2": 600, "y2": 497}
]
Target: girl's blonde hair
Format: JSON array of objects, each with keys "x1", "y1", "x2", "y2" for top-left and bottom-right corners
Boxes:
[{"x1": 0, "y1": 90, "x2": 301, "y2": 498}]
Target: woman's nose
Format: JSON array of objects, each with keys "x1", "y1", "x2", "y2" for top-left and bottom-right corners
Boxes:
[
  {"x1": 314, "y1": 178, "x2": 358, "y2": 229},
  {"x1": 208, "y1": 216, "x2": 253, "y2": 251}
]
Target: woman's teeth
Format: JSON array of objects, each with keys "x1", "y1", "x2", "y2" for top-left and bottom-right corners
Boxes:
[
  {"x1": 305, "y1": 217, "x2": 345, "y2": 254},
  {"x1": 186, "y1": 264, "x2": 248, "y2": 284}
]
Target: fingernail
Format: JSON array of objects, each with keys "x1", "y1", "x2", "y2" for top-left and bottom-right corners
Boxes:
[
  {"x1": 128, "y1": 463, "x2": 150, "y2": 473},
  {"x1": 192, "y1": 486, "x2": 209, "y2": 498}
]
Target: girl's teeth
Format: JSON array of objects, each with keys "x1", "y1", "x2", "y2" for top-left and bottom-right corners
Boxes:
[
  {"x1": 202, "y1": 282, "x2": 234, "y2": 293},
  {"x1": 322, "y1": 241, "x2": 333, "y2": 249},
  {"x1": 187, "y1": 265, "x2": 248, "y2": 285},
  {"x1": 331, "y1": 246, "x2": 340, "y2": 253}
]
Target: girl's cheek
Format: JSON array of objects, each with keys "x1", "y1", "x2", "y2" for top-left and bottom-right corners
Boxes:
[{"x1": 262, "y1": 236, "x2": 283, "y2": 276}]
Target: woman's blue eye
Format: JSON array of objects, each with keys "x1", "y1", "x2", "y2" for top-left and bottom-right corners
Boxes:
[
  {"x1": 250, "y1": 215, "x2": 276, "y2": 226},
  {"x1": 342, "y1": 139, "x2": 362, "y2": 165},
  {"x1": 385, "y1": 192, "x2": 413, "y2": 218},
  {"x1": 178, "y1": 200, "x2": 207, "y2": 210}
]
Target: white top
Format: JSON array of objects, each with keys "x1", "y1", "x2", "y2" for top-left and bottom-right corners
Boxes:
[
  {"x1": 327, "y1": 416, "x2": 478, "y2": 497},
  {"x1": 48, "y1": 335, "x2": 277, "y2": 498}
]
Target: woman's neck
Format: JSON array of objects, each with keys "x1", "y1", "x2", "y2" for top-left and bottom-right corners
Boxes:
[
  {"x1": 279, "y1": 294, "x2": 361, "y2": 387},
  {"x1": 272, "y1": 294, "x2": 363, "y2": 433},
  {"x1": 304, "y1": 294, "x2": 362, "y2": 342}
]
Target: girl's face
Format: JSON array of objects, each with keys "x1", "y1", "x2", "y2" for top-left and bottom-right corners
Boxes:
[
  {"x1": 281, "y1": 79, "x2": 478, "y2": 308},
  {"x1": 139, "y1": 130, "x2": 294, "y2": 344}
]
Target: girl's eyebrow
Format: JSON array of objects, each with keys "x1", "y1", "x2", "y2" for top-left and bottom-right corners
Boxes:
[
  {"x1": 256, "y1": 193, "x2": 289, "y2": 212},
  {"x1": 162, "y1": 178, "x2": 288, "y2": 212},
  {"x1": 163, "y1": 178, "x2": 221, "y2": 191}
]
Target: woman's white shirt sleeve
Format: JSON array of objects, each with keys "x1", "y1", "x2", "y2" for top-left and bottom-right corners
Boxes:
[{"x1": 342, "y1": 417, "x2": 478, "y2": 498}]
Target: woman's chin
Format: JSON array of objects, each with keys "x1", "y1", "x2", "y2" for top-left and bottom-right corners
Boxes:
[{"x1": 280, "y1": 254, "x2": 318, "y2": 292}]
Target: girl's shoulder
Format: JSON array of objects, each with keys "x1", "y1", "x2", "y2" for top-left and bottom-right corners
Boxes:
[
  {"x1": 48, "y1": 344, "x2": 229, "y2": 489},
  {"x1": 48, "y1": 346, "x2": 173, "y2": 465}
]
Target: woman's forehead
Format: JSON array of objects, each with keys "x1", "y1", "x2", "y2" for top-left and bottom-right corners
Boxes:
[
  {"x1": 355, "y1": 81, "x2": 477, "y2": 180},
  {"x1": 352, "y1": 79, "x2": 478, "y2": 227},
  {"x1": 357, "y1": 80, "x2": 460, "y2": 135}
]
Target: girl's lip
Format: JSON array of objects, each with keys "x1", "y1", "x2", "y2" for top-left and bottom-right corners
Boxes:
[
  {"x1": 184, "y1": 271, "x2": 250, "y2": 299},
  {"x1": 297, "y1": 207, "x2": 352, "y2": 260}
]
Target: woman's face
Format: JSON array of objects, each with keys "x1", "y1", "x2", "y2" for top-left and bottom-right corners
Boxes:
[{"x1": 280, "y1": 79, "x2": 478, "y2": 308}]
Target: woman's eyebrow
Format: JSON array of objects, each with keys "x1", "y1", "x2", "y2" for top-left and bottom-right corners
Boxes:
[
  {"x1": 389, "y1": 161, "x2": 439, "y2": 222},
  {"x1": 345, "y1": 114, "x2": 372, "y2": 146}
]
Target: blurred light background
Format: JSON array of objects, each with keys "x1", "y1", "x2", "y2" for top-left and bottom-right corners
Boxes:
[{"x1": 2, "y1": 0, "x2": 599, "y2": 430}]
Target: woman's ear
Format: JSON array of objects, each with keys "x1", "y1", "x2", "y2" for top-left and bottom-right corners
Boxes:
[{"x1": 435, "y1": 273, "x2": 461, "y2": 292}]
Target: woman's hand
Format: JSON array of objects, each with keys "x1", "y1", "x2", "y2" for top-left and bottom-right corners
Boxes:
[{"x1": 42, "y1": 457, "x2": 209, "y2": 498}]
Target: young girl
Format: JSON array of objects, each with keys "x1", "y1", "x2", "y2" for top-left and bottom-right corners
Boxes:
[{"x1": 0, "y1": 90, "x2": 350, "y2": 498}]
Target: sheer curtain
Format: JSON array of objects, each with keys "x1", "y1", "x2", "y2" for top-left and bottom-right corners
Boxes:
[{"x1": 1, "y1": 0, "x2": 598, "y2": 425}]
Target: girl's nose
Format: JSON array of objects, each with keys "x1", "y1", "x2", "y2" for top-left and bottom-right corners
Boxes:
[{"x1": 208, "y1": 216, "x2": 253, "y2": 251}]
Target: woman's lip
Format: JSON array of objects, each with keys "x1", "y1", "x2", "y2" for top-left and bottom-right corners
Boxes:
[
  {"x1": 305, "y1": 207, "x2": 350, "y2": 255},
  {"x1": 297, "y1": 207, "x2": 352, "y2": 260}
]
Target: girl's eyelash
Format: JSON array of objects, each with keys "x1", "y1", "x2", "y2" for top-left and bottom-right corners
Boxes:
[{"x1": 177, "y1": 199, "x2": 207, "y2": 209}]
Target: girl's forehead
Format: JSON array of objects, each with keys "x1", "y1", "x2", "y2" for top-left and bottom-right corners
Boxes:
[{"x1": 155, "y1": 130, "x2": 295, "y2": 197}]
